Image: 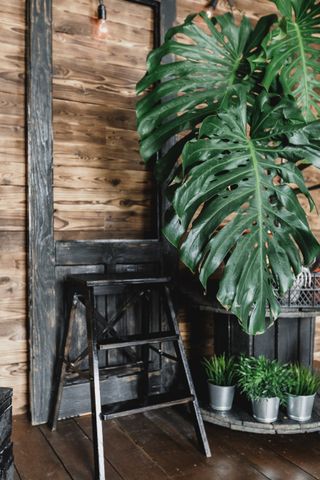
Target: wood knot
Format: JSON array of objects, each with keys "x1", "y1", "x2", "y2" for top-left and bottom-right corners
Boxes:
[{"x1": 110, "y1": 178, "x2": 121, "y2": 186}]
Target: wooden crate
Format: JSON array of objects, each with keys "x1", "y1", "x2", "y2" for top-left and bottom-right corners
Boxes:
[
  {"x1": 0, "y1": 443, "x2": 13, "y2": 480},
  {"x1": 0, "y1": 389, "x2": 13, "y2": 480}
]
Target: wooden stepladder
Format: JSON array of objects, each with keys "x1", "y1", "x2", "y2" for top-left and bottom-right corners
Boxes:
[{"x1": 50, "y1": 273, "x2": 211, "y2": 480}]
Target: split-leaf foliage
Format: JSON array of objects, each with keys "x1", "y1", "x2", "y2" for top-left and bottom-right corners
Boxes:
[{"x1": 136, "y1": 0, "x2": 320, "y2": 334}]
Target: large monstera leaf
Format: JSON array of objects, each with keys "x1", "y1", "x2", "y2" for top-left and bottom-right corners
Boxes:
[
  {"x1": 136, "y1": 11, "x2": 277, "y2": 181},
  {"x1": 164, "y1": 93, "x2": 320, "y2": 334},
  {"x1": 263, "y1": 0, "x2": 320, "y2": 121}
]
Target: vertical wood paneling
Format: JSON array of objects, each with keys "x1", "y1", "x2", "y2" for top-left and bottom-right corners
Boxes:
[
  {"x1": 52, "y1": 0, "x2": 157, "y2": 241},
  {"x1": 0, "y1": 0, "x2": 27, "y2": 415}
]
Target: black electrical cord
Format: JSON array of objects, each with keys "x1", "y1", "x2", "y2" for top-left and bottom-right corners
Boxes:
[{"x1": 207, "y1": 0, "x2": 235, "y2": 9}]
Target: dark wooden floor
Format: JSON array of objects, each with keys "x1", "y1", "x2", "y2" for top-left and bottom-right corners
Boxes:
[{"x1": 12, "y1": 408, "x2": 320, "y2": 479}]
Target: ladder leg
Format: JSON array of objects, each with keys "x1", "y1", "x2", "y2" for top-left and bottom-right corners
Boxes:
[
  {"x1": 140, "y1": 289, "x2": 150, "y2": 401},
  {"x1": 85, "y1": 288, "x2": 106, "y2": 480},
  {"x1": 49, "y1": 289, "x2": 77, "y2": 431},
  {"x1": 163, "y1": 286, "x2": 212, "y2": 458}
]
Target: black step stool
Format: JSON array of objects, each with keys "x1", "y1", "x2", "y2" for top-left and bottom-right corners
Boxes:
[{"x1": 50, "y1": 273, "x2": 211, "y2": 480}]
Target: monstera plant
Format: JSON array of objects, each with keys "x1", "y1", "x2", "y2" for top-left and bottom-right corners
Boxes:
[{"x1": 136, "y1": 0, "x2": 320, "y2": 335}]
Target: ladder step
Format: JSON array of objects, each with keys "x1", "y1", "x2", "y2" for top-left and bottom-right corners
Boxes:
[
  {"x1": 101, "y1": 392, "x2": 194, "y2": 420},
  {"x1": 98, "y1": 332, "x2": 178, "y2": 350}
]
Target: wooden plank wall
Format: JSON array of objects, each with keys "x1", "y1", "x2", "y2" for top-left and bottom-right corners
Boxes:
[
  {"x1": 0, "y1": 0, "x2": 320, "y2": 415},
  {"x1": 0, "y1": 0, "x2": 27, "y2": 414},
  {"x1": 52, "y1": 0, "x2": 156, "y2": 240}
]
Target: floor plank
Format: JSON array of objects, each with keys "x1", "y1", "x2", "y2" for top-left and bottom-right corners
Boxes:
[
  {"x1": 262, "y1": 433, "x2": 320, "y2": 479},
  {"x1": 11, "y1": 412, "x2": 320, "y2": 480},
  {"x1": 76, "y1": 415, "x2": 170, "y2": 480},
  {"x1": 118, "y1": 411, "x2": 267, "y2": 480},
  {"x1": 14, "y1": 466, "x2": 21, "y2": 480},
  {"x1": 12, "y1": 416, "x2": 71, "y2": 480},
  {"x1": 156, "y1": 409, "x2": 316, "y2": 480},
  {"x1": 39, "y1": 419, "x2": 123, "y2": 480}
]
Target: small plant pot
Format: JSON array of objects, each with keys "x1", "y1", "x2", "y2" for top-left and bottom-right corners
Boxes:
[
  {"x1": 252, "y1": 397, "x2": 280, "y2": 423},
  {"x1": 208, "y1": 383, "x2": 235, "y2": 411},
  {"x1": 287, "y1": 393, "x2": 316, "y2": 422}
]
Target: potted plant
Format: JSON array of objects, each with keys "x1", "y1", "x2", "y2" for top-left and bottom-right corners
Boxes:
[
  {"x1": 286, "y1": 364, "x2": 320, "y2": 421},
  {"x1": 136, "y1": 0, "x2": 320, "y2": 336},
  {"x1": 238, "y1": 356, "x2": 290, "y2": 423},
  {"x1": 203, "y1": 354, "x2": 236, "y2": 411}
]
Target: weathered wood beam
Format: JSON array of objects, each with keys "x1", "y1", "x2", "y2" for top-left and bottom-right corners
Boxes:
[{"x1": 27, "y1": 0, "x2": 55, "y2": 425}]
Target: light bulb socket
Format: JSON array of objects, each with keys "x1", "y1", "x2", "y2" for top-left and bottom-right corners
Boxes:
[
  {"x1": 98, "y1": 2, "x2": 107, "y2": 21},
  {"x1": 207, "y1": 0, "x2": 218, "y2": 9}
]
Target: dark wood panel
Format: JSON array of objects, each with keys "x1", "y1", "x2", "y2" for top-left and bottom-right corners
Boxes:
[
  {"x1": 299, "y1": 317, "x2": 315, "y2": 367},
  {"x1": 55, "y1": 240, "x2": 163, "y2": 266},
  {"x1": 27, "y1": 0, "x2": 56, "y2": 425},
  {"x1": 253, "y1": 323, "x2": 276, "y2": 360},
  {"x1": 54, "y1": 228, "x2": 154, "y2": 241},
  {"x1": 54, "y1": 259, "x2": 162, "y2": 420},
  {"x1": 58, "y1": 372, "x2": 162, "y2": 420},
  {"x1": 277, "y1": 318, "x2": 299, "y2": 364},
  {"x1": 54, "y1": 219, "x2": 154, "y2": 239}
]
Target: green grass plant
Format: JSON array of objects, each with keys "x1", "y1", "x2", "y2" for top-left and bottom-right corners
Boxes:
[
  {"x1": 287, "y1": 365, "x2": 320, "y2": 396},
  {"x1": 203, "y1": 354, "x2": 236, "y2": 387},
  {"x1": 238, "y1": 356, "x2": 290, "y2": 404}
]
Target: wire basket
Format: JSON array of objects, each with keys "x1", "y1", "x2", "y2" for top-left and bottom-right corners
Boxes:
[{"x1": 276, "y1": 272, "x2": 320, "y2": 309}]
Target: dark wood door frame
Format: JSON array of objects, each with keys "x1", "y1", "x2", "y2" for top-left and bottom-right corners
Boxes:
[{"x1": 27, "y1": 0, "x2": 176, "y2": 425}]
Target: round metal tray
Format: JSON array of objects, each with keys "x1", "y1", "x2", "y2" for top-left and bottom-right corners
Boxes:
[{"x1": 201, "y1": 395, "x2": 320, "y2": 434}]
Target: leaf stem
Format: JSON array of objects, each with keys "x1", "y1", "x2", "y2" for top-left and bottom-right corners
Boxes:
[{"x1": 248, "y1": 139, "x2": 264, "y2": 299}]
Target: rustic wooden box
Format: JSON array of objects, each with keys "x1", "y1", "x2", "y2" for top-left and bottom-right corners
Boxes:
[
  {"x1": 0, "y1": 443, "x2": 13, "y2": 480},
  {"x1": 0, "y1": 389, "x2": 13, "y2": 480}
]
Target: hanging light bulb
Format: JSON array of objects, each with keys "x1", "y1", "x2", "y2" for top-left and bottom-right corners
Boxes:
[
  {"x1": 94, "y1": 0, "x2": 108, "y2": 39},
  {"x1": 206, "y1": 0, "x2": 218, "y2": 18},
  {"x1": 205, "y1": 0, "x2": 235, "y2": 18}
]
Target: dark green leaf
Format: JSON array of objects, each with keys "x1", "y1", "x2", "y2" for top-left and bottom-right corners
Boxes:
[{"x1": 169, "y1": 93, "x2": 320, "y2": 334}]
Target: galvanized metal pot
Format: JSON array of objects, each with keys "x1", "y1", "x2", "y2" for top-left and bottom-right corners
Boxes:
[
  {"x1": 252, "y1": 397, "x2": 280, "y2": 423},
  {"x1": 287, "y1": 393, "x2": 316, "y2": 422},
  {"x1": 208, "y1": 383, "x2": 235, "y2": 411}
]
